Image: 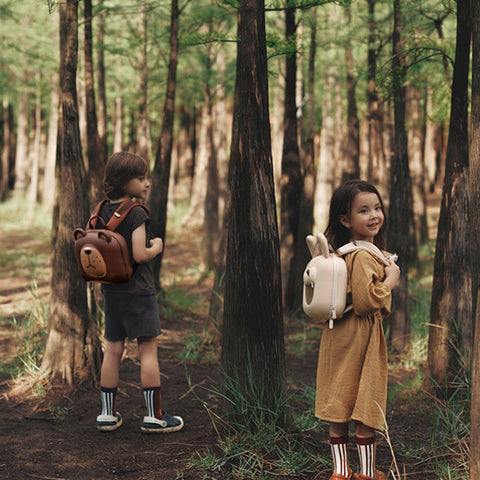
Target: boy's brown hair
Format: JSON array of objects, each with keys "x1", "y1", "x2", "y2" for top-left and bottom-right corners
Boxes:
[{"x1": 103, "y1": 152, "x2": 149, "y2": 200}]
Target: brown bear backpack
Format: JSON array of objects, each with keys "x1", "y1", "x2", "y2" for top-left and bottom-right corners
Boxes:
[{"x1": 73, "y1": 200, "x2": 149, "y2": 284}]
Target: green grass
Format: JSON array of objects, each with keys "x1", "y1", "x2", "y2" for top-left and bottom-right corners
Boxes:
[
  {"x1": 0, "y1": 197, "x2": 51, "y2": 382},
  {"x1": 284, "y1": 314, "x2": 323, "y2": 358},
  {"x1": 186, "y1": 366, "x2": 328, "y2": 479},
  {"x1": 0, "y1": 195, "x2": 52, "y2": 231},
  {"x1": 0, "y1": 282, "x2": 49, "y2": 384}
]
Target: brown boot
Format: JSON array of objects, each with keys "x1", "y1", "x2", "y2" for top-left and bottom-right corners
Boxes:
[{"x1": 353, "y1": 471, "x2": 387, "y2": 480}]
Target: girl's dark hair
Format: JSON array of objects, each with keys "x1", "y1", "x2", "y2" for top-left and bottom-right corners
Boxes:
[
  {"x1": 324, "y1": 179, "x2": 387, "y2": 250},
  {"x1": 103, "y1": 151, "x2": 149, "y2": 200}
]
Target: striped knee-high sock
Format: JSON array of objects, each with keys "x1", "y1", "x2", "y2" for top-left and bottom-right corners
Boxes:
[
  {"x1": 329, "y1": 436, "x2": 350, "y2": 477},
  {"x1": 143, "y1": 386, "x2": 163, "y2": 419},
  {"x1": 100, "y1": 386, "x2": 117, "y2": 416},
  {"x1": 356, "y1": 435, "x2": 376, "y2": 478}
]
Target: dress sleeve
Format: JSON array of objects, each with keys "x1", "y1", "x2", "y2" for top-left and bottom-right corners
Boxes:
[{"x1": 349, "y1": 250, "x2": 392, "y2": 317}]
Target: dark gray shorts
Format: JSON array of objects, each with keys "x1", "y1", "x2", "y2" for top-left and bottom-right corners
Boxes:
[{"x1": 103, "y1": 293, "x2": 161, "y2": 342}]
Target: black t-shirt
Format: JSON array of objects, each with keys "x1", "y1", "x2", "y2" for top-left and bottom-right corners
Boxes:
[{"x1": 99, "y1": 201, "x2": 156, "y2": 296}]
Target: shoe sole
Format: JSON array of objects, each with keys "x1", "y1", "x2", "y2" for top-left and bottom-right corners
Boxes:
[
  {"x1": 97, "y1": 417, "x2": 123, "y2": 432},
  {"x1": 141, "y1": 420, "x2": 184, "y2": 434}
]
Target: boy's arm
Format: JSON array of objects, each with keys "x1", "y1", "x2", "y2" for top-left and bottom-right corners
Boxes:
[{"x1": 131, "y1": 223, "x2": 163, "y2": 263}]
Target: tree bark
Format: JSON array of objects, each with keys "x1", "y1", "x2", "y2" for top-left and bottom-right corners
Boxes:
[
  {"x1": 366, "y1": 0, "x2": 387, "y2": 191},
  {"x1": 113, "y1": 96, "x2": 123, "y2": 152},
  {"x1": 13, "y1": 92, "x2": 29, "y2": 196},
  {"x1": 314, "y1": 73, "x2": 336, "y2": 232},
  {"x1": 27, "y1": 80, "x2": 42, "y2": 221},
  {"x1": 174, "y1": 105, "x2": 195, "y2": 201},
  {"x1": 208, "y1": 42, "x2": 231, "y2": 332},
  {"x1": 469, "y1": 0, "x2": 480, "y2": 473},
  {"x1": 181, "y1": 106, "x2": 208, "y2": 230},
  {"x1": 43, "y1": 76, "x2": 60, "y2": 211},
  {"x1": 41, "y1": 0, "x2": 101, "y2": 385},
  {"x1": 136, "y1": 1, "x2": 151, "y2": 163},
  {"x1": 96, "y1": 0, "x2": 108, "y2": 155},
  {"x1": 387, "y1": 0, "x2": 413, "y2": 353},
  {"x1": 222, "y1": 0, "x2": 286, "y2": 424},
  {"x1": 292, "y1": 6, "x2": 317, "y2": 311},
  {"x1": 1, "y1": 99, "x2": 14, "y2": 201},
  {"x1": 84, "y1": 0, "x2": 106, "y2": 206},
  {"x1": 406, "y1": 86, "x2": 428, "y2": 247},
  {"x1": 204, "y1": 83, "x2": 219, "y2": 269},
  {"x1": 343, "y1": 4, "x2": 360, "y2": 183},
  {"x1": 149, "y1": 0, "x2": 179, "y2": 291},
  {"x1": 427, "y1": 0, "x2": 472, "y2": 392},
  {"x1": 280, "y1": 6, "x2": 302, "y2": 312}
]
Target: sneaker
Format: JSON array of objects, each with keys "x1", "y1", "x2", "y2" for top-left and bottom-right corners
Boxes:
[
  {"x1": 96, "y1": 412, "x2": 123, "y2": 432},
  {"x1": 141, "y1": 411, "x2": 184, "y2": 433}
]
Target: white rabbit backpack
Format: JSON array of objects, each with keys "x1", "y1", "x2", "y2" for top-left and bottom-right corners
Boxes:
[{"x1": 302, "y1": 233, "x2": 394, "y2": 328}]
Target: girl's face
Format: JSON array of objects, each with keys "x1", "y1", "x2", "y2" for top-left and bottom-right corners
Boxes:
[
  {"x1": 125, "y1": 173, "x2": 150, "y2": 200},
  {"x1": 340, "y1": 191, "x2": 384, "y2": 243}
]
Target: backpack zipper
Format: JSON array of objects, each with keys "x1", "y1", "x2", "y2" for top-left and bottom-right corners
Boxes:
[{"x1": 329, "y1": 253, "x2": 339, "y2": 328}]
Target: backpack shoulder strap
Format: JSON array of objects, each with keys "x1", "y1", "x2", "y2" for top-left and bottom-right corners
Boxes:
[
  {"x1": 105, "y1": 200, "x2": 149, "y2": 232},
  {"x1": 337, "y1": 240, "x2": 390, "y2": 265},
  {"x1": 87, "y1": 199, "x2": 108, "y2": 230}
]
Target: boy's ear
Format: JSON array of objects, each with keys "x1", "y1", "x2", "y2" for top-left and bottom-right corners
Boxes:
[{"x1": 339, "y1": 215, "x2": 350, "y2": 228}]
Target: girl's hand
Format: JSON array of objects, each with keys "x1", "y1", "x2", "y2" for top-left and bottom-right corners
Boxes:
[
  {"x1": 384, "y1": 259, "x2": 400, "y2": 290},
  {"x1": 149, "y1": 237, "x2": 163, "y2": 254}
]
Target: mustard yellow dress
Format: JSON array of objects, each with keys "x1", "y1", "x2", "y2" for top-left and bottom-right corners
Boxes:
[{"x1": 315, "y1": 249, "x2": 392, "y2": 431}]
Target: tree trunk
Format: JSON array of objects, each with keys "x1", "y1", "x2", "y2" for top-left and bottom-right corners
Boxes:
[
  {"x1": 13, "y1": 92, "x2": 29, "y2": 196},
  {"x1": 208, "y1": 42, "x2": 231, "y2": 332},
  {"x1": 1, "y1": 99, "x2": 14, "y2": 201},
  {"x1": 181, "y1": 105, "x2": 208, "y2": 231},
  {"x1": 281, "y1": 6, "x2": 302, "y2": 312},
  {"x1": 366, "y1": 0, "x2": 387, "y2": 192},
  {"x1": 113, "y1": 96, "x2": 123, "y2": 152},
  {"x1": 427, "y1": 0, "x2": 472, "y2": 392},
  {"x1": 43, "y1": 76, "x2": 59, "y2": 211},
  {"x1": 136, "y1": 1, "x2": 151, "y2": 163},
  {"x1": 222, "y1": 0, "x2": 286, "y2": 424},
  {"x1": 149, "y1": 0, "x2": 179, "y2": 291},
  {"x1": 41, "y1": 0, "x2": 101, "y2": 385},
  {"x1": 407, "y1": 86, "x2": 428, "y2": 247},
  {"x1": 27, "y1": 81, "x2": 42, "y2": 221},
  {"x1": 174, "y1": 105, "x2": 195, "y2": 201},
  {"x1": 84, "y1": 0, "x2": 106, "y2": 206},
  {"x1": 204, "y1": 85, "x2": 219, "y2": 269},
  {"x1": 343, "y1": 4, "x2": 360, "y2": 183},
  {"x1": 314, "y1": 73, "x2": 336, "y2": 232},
  {"x1": 292, "y1": 6, "x2": 317, "y2": 311},
  {"x1": 423, "y1": 88, "x2": 437, "y2": 193},
  {"x1": 387, "y1": 0, "x2": 412, "y2": 353},
  {"x1": 213, "y1": 47, "x2": 230, "y2": 226},
  {"x1": 469, "y1": 0, "x2": 480, "y2": 473},
  {"x1": 96, "y1": 0, "x2": 108, "y2": 155}
]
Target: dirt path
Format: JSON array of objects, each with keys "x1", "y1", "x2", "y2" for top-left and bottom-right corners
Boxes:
[{"x1": 0, "y1": 230, "x2": 440, "y2": 480}]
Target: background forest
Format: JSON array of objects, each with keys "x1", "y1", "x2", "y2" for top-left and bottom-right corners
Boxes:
[{"x1": 1, "y1": 0, "x2": 480, "y2": 479}]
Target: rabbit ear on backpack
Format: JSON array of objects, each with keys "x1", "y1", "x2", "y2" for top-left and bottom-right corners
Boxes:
[
  {"x1": 306, "y1": 235, "x2": 318, "y2": 257},
  {"x1": 306, "y1": 233, "x2": 330, "y2": 258}
]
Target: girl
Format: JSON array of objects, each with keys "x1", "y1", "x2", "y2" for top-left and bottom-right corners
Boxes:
[
  {"x1": 95, "y1": 151, "x2": 184, "y2": 434},
  {"x1": 316, "y1": 180, "x2": 400, "y2": 480}
]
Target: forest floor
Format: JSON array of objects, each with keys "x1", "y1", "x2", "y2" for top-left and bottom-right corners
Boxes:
[{"x1": 0, "y1": 201, "x2": 454, "y2": 480}]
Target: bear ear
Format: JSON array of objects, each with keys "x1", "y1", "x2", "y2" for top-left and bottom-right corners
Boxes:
[{"x1": 74, "y1": 228, "x2": 86, "y2": 240}]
